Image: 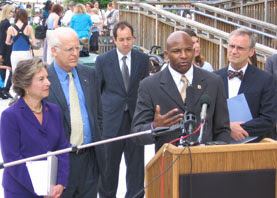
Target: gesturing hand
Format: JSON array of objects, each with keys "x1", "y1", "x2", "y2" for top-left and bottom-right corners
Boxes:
[{"x1": 153, "y1": 105, "x2": 183, "y2": 129}]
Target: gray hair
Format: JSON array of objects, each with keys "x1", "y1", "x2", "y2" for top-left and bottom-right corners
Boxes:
[
  {"x1": 12, "y1": 57, "x2": 48, "y2": 97},
  {"x1": 229, "y1": 28, "x2": 257, "y2": 49},
  {"x1": 49, "y1": 27, "x2": 78, "y2": 50}
]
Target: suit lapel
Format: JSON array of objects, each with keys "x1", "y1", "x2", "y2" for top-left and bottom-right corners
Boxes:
[
  {"x1": 48, "y1": 65, "x2": 70, "y2": 126},
  {"x1": 129, "y1": 50, "x2": 137, "y2": 91},
  {"x1": 76, "y1": 65, "x2": 96, "y2": 133},
  {"x1": 238, "y1": 64, "x2": 254, "y2": 94},
  {"x1": 192, "y1": 67, "x2": 207, "y2": 104},
  {"x1": 221, "y1": 67, "x2": 229, "y2": 98},
  {"x1": 18, "y1": 98, "x2": 44, "y2": 132},
  {"x1": 160, "y1": 67, "x2": 186, "y2": 111},
  {"x1": 111, "y1": 50, "x2": 126, "y2": 91}
]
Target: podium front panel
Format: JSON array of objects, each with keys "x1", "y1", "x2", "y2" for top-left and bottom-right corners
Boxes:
[{"x1": 179, "y1": 169, "x2": 275, "y2": 198}]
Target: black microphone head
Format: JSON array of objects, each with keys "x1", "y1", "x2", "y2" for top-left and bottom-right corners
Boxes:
[
  {"x1": 185, "y1": 86, "x2": 195, "y2": 114},
  {"x1": 200, "y1": 94, "x2": 211, "y2": 107}
]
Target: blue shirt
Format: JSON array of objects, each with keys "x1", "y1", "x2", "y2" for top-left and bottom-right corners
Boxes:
[
  {"x1": 70, "y1": 14, "x2": 93, "y2": 39},
  {"x1": 54, "y1": 61, "x2": 93, "y2": 144}
]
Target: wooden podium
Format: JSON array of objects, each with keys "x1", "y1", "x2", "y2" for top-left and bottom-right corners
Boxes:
[{"x1": 145, "y1": 138, "x2": 277, "y2": 198}]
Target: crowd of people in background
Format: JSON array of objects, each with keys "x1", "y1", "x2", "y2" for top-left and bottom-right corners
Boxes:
[{"x1": 0, "y1": 0, "x2": 119, "y2": 100}]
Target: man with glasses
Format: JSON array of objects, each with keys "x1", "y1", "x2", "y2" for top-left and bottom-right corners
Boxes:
[
  {"x1": 215, "y1": 28, "x2": 276, "y2": 142},
  {"x1": 45, "y1": 27, "x2": 104, "y2": 198}
]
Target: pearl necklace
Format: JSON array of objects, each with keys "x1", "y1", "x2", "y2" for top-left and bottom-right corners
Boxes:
[{"x1": 29, "y1": 104, "x2": 43, "y2": 114}]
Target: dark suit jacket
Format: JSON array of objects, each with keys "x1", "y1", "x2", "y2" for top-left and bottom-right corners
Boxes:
[
  {"x1": 215, "y1": 64, "x2": 276, "y2": 139},
  {"x1": 265, "y1": 54, "x2": 277, "y2": 86},
  {"x1": 45, "y1": 63, "x2": 104, "y2": 170},
  {"x1": 132, "y1": 66, "x2": 231, "y2": 152},
  {"x1": 95, "y1": 48, "x2": 149, "y2": 138},
  {"x1": 0, "y1": 98, "x2": 69, "y2": 196}
]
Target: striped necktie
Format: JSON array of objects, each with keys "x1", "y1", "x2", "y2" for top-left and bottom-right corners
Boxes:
[
  {"x1": 121, "y1": 56, "x2": 129, "y2": 91},
  {"x1": 180, "y1": 75, "x2": 188, "y2": 101}
]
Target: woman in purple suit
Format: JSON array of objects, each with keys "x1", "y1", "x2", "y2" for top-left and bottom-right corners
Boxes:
[{"x1": 0, "y1": 57, "x2": 69, "y2": 198}]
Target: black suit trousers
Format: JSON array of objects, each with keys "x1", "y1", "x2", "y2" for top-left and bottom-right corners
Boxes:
[
  {"x1": 61, "y1": 148, "x2": 99, "y2": 198},
  {"x1": 99, "y1": 111, "x2": 145, "y2": 198}
]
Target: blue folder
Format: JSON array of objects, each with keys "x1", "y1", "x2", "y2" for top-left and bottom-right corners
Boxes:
[{"x1": 227, "y1": 94, "x2": 257, "y2": 144}]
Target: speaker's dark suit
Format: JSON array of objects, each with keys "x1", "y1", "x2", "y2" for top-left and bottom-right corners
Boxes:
[
  {"x1": 46, "y1": 63, "x2": 104, "y2": 198},
  {"x1": 132, "y1": 66, "x2": 231, "y2": 152},
  {"x1": 96, "y1": 48, "x2": 149, "y2": 198},
  {"x1": 215, "y1": 64, "x2": 276, "y2": 140},
  {"x1": 266, "y1": 54, "x2": 277, "y2": 86}
]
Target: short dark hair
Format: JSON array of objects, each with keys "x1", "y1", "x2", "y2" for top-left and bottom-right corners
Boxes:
[
  {"x1": 113, "y1": 21, "x2": 134, "y2": 40},
  {"x1": 15, "y1": 9, "x2": 28, "y2": 24},
  {"x1": 182, "y1": 28, "x2": 197, "y2": 37},
  {"x1": 12, "y1": 57, "x2": 48, "y2": 97}
]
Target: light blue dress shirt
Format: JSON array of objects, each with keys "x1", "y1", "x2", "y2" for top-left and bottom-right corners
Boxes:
[{"x1": 54, "y1": 61, "x2": 93, "y2": 144}]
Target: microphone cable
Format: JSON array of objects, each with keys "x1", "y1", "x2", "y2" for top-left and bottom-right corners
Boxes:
[{"x1": 160, "y1": 123, "x2": 202, "y2": 198}]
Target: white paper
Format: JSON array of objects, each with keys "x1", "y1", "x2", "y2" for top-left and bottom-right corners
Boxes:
[
  {"x1": 26, "y1": 160, "x2": 48, "y2": 196},
  {"x1": 26, "y1": 155, "x2": 58, "y2": 196}
]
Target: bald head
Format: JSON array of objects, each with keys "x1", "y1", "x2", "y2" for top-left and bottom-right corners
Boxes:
[
  {"x1": 165, "y1": 31, "x2": 194, "y2": 74},
  {"x1": 51, "y1": 27, "x2": 79, "y2": 47},
  {"x1": 166, "y1": 31, "x2": 193, "y2": 51}
]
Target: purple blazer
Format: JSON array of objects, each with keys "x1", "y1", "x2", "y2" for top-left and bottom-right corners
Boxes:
[{"x1": 0, "y1": 97, "x2": 70, "y2": 197}]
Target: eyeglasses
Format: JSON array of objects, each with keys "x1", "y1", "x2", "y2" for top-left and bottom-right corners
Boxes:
[{"x1": 55, "y1": 45, "x2": 83, "y2": 53}]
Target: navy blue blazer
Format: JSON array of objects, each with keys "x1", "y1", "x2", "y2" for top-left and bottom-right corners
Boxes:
[
  {"x1": 215, "y1": 64, "x2": 277, "y2": 138},
  {"x1": 95, "y1": 48, "x2": 149, "y2": 138},
  {"x1": 0, "y1": 98, "x2": 69, "y2": 196}
]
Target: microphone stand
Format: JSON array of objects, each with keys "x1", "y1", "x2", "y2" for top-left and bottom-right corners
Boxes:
[
  {"x1": 0, "y1": 130, "x2": 152, "y2": 169},
  {"x1": 197, "y1": 119, "x2": 206, "y2": 145}
]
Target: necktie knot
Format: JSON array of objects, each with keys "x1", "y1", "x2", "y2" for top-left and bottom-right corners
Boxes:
[
  {"x1": 228, "y1": 70, "x2": 243, "y2": 80},
  {"x1": 122, "y1": 56, "x2": 127, "y2": 62}
]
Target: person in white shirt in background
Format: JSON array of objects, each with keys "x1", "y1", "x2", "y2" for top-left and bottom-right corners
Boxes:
[
  {"x1": 92, "y1": 1, "x2": 106, "y2": 35},
  {"x1": 62, "y1": 1, "x2": 75, "y2": 26}
]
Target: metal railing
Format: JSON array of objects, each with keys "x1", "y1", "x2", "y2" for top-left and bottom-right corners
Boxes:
[
  {"x1": 117, "y1": 1, "x2": 277, "y2": 70},
  {"x1": 193, "y1": 2, "x2": 277, "y2": 48}
]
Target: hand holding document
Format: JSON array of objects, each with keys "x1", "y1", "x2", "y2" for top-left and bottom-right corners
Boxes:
[
  {"x1": 227, "y1": 94, "x2": 258, "y2": 144},
  {"x1": 26, "y1": 155, "x2": 58, "y2": 196}
]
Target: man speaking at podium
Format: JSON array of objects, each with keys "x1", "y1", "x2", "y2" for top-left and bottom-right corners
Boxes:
[{"x1": 132, "y1": 31, "x2": 231, "y2": 152}]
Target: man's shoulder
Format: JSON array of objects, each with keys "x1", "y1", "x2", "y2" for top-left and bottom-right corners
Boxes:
[
  {"x1": 268, "y1": 54, "x2": 277, "y2": 62},
  {"x1": 214, "y1": 66, "x2": 228, "y2": 76},
  {"x1": 76, "y1": 64, "x2": 96, "y2": 74},
  {"x1": 132, "y1": 49, "x2": 148, "y2": 59},
  {"x1": 141, "y1": 70, "x2": 163, "y2": 85},
  {"x1": 97, "y1": 49, "x2": 116, "y2": 60}
]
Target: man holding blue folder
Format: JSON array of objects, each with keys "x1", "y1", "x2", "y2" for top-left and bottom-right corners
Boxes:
[{"x1": 215, "y1": 28, "x2": 276, "y2": 142}]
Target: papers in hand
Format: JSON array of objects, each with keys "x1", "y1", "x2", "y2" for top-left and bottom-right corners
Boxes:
[
  {"x1": 227, "y1": 94, "x2": 258, "y2": 144},
  {"x1": 26, "y1": 155, "x2": 58, "y2": 196}
]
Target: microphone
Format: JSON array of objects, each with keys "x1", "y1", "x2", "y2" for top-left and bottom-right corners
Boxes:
[
  {"x1": 200, "y1": 94, "x2": 211, "y2": 122},
  {"x1": 184, "y1": 86, "x2": 196, "y2": 135},
  {"x1": 198, "y1": 94, "x2": 211, "y2": 144}
]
